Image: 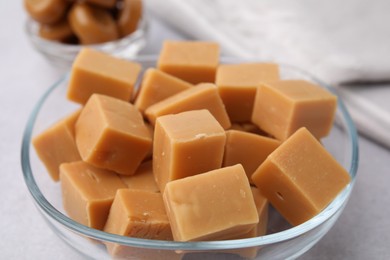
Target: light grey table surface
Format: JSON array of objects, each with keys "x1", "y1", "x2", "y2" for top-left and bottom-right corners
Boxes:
[{"x1": 1, "y1": 3, "x2": 389, "y2": 259}]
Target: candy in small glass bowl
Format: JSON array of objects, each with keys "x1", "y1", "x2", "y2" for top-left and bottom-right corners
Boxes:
[
  {"x1": 21, "y1": 57, "x2": 359, "y2": 260},
  {"x1": 24, "y1": 16, "x2": 148, "y2": 71}
]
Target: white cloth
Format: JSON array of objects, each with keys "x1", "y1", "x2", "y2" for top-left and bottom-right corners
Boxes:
[{"x1": 145, "y1": 0, "x2": 390, "y2": 147}]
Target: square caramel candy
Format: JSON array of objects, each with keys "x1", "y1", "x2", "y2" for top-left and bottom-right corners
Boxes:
[
  {"x1": 67, "y1": 48, "x2": 141, "y2": 104},
  {"x1": 157, "y1": 41, "x2": 219, "y2": 84},
  {"x1": 154, "y1": 109, "x2": 226, "y2": 192},
  {"x1": 223, "y1": 130, "x2": 280, "y2": 183},
  {"x1": 60, "y1": 161, "x2": 126, "y2": 230},
  {"x1": 33, "y1": 109, "x2": 81, "y2": 181},
  {"x1": 252, "y1": 79, "x2": 337, "y2": 140},
  {"x1": 143, "y1": 121, "x2": 154, "y2": 161},
  {"x1": 251, "y1": 187, "x2": 269, "y2": 236},
  {"x1": 104, "y1": 189, "x2": 173, "y2": 256},
  {"x1": 120, "y1": 160, "x2": 159, "y2": 192},
  {"x1": 134, "y1": 68, "x2": 193, "y2": 113},
  {"x1": 163, "y1": 164, "x2": 259, "y2": 241},
  {"x1": 216, "y1": 63, "x2": 279, "y2": 122},
  {"x1": 251, "y1": 127, "x2": 351, "y2": 226},
  {"x1": 145, "y1": 83, "x2": 231, "y2": 129},
  {"x1": 75, "y1": 94, "x2": 152, "y2": 175},
  {"x1": 219, "y1": 187, "x2": 269, "y2": 259},
  {"x1": 104, "y1": 189, "x2": 178, "y2": 258}
]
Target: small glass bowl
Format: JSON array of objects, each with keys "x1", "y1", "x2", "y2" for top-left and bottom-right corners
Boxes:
[
  {"x1": 25, "y1": 16, "x2": 148, "y2": 71},
  {"x1": 21, "y1": 57, "x2": 359, "y2": 259}
]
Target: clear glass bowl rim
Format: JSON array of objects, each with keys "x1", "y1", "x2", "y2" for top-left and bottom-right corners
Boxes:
[{"x1": 21, "y1": 57, "x2": 359, "y2": 251}]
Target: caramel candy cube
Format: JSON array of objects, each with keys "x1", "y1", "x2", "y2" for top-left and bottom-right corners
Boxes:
[
  {"x1": 251, "y1": 187, "x2": 269, "y2": 236},
  {"x1": 144, "y1": 122, "x2": 154, "y2": 160},
  {"x1": 157, "y1": 41, "x2": 219, "y2": 84},
  {"x1": 60, "y1": 161, "x2": 126, "y2": 230},
  {"x1": 223, "y1": 130, "x2": 280, "y2": 182},
  {"x1": 145, "y1": 83, "x2": 231, "y2": 129},
  {"x1": 252, "y1": 80, "x2": 337, "y2": 140},
  {"x1": 154, "y1": 110, "x2": 226, "y2": 192},
  {"x1": 104, "y1": 189, "x2": 173, "y2": 256},
  {"x1": 135, "y1": 68, "x2": 193, "y2": 112},
  {"x1": 221, "y1": 187, "x2": 268, "y2": 259},
  {"x1": 67, "y1": 48, "x2": 141, "y2": 104},
  {"x1": 33, "y1": 109, "x2": 81, "y2": 181},
  {"x1": 120, "y1": 161, "x2": 159, "y2": 192},
  {"x1": 163, "y1": 164, "x2": 259, "y2": 241},
  {"x1": 75, "y1": 94, "x2": 152, "y2": 175},
  {"x1": 216, "y1": 63, "x2": 279, "y2": 122},
  {"x1": 251, "y1": 127, "x2": 351, "y2": 226}
]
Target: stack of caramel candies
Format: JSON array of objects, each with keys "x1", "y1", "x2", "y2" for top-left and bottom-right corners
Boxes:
[{"x1": 24, "y1": 0, "x2": 143, "y2": 45}]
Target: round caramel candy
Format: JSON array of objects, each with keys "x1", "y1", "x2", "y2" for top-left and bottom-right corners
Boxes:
[
  {"x1": 117, "y1": 0, "x2": 143, "y2": 37},
  {"x1": 68, "y1": 3, "x2": 119, "y2": 45},
  {"x1": 39, "y1": 19, "x2": 74, "y2": 41},
  {"x1": 24, "y1": 0, "x2": 68, "y2": 24},
  {"x1": 85, "y1": 0, "x2": 117, "y2": 9}
]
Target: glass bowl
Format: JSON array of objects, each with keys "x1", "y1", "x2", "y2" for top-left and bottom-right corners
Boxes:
[
  {"x1": 25, "y1": 16, "x2": 148, "y2": 71},
  {"x1": 21, "y1": 57, "x2": 359, "y2": 260}
]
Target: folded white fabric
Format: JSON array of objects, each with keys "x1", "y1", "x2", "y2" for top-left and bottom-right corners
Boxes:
[
  {"x1": 337, "y1": 85, "x2": 390, "y2": 148},
  {"x1": 145, "y1": 0, "x2": 390, "y2": 85}
]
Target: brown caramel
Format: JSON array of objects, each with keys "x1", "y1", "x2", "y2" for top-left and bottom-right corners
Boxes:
[
  {"x1": 33, "y1": 109, "x2": 81, "y2": 181},
  {"x1": 120, "y1": 160, "x2": 159, "y2": 192},
  {"x1": 67, "y1": 48, "x2": 141, "y2": 104},
  {"x1": 85, "y1": 0, "x2": 116, "y2": 8},
  {"x1": 163, "y1": 164, "x2": 259, "y2": 241},
  {"x1": 25, "y1": 0, "x2": 68, "y2": 24},
  {"x1": 252, "y1": 80, "x2": 337, "y2": 140},
  {"x1": 158, "y1": 41, "x2": 219, "y2": 84},
  {"x1": 251, "y1": 128, "x2": 351, "y2": 226},
  {"x1": 216, "y1": 63, "x2": 279, "y2": 122},
  {"x1": 153, "y1": 109, "x2": 226, "y2": 192},
  {"x1": 39, "y1": 19, "x2": 74, "y2": 41},
  {"x1": 223, "y1": 130, "x2": 280, "y2": 183},
  {"x1": 145, "y1": 83, "x2": 231, "y2": 129},
  {"x1": 135, "y1": 68, "x2": 193, "y2": 113},
  {"x1": 68, "y1": 3, "x2": 119, "y2": 45},
  {"x1": 75, "y1": 94, "x2": 152, "y2": 175},
  {"x1": 118, "y1": 0, "x2": 143, "y2": 37},
  {"x1": 60, "y1": 161, "x2": 126, "y2": 230}
]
